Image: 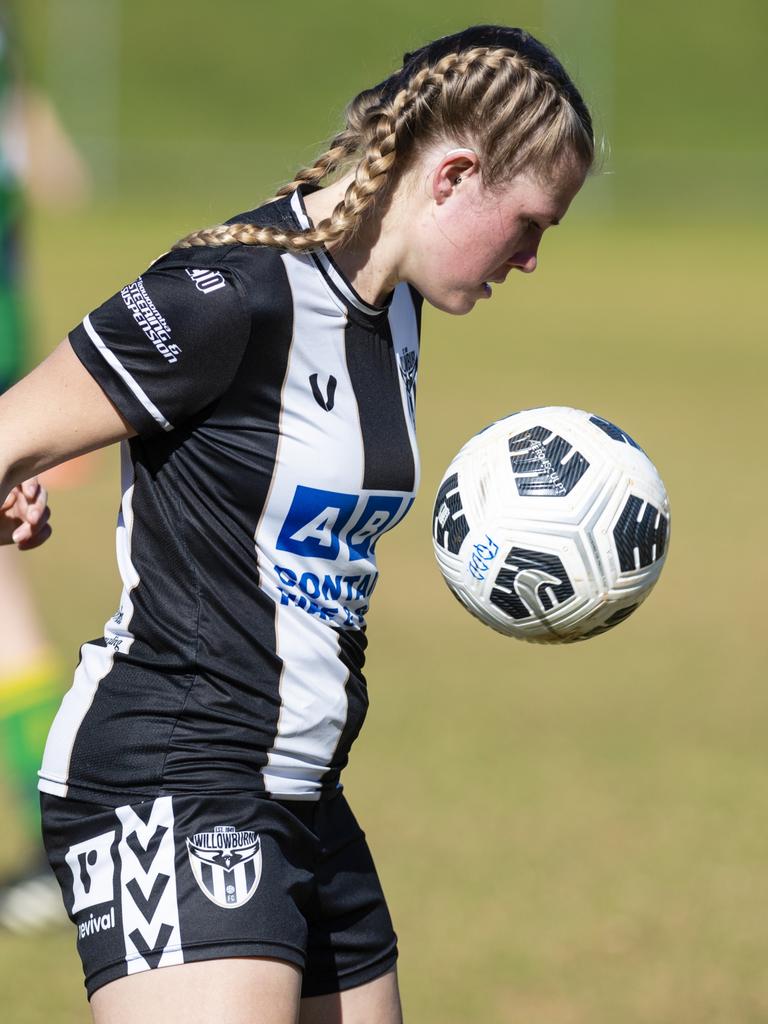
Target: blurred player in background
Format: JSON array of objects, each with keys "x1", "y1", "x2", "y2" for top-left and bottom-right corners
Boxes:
[{"x1": 0, "y1": 13, "x2": 89, "y2": 932}]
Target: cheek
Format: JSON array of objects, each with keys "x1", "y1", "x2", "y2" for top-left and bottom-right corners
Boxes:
[
  {"x1": 430, "y1": 243, "x2": 489, "y2": 287},
  {"x1": 424, "y1": 208, "x2": 500, "y2": 281},
  {"x1": 408, "y1": 207, "x2": 508, "y2": 301}
]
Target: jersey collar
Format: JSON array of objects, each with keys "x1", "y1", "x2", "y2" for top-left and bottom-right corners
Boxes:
[{"x1": 289, "y1": 189, "x2": 392, "y2": 320}]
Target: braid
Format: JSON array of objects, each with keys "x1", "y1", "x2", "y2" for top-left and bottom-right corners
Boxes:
[
  {"x1": 314, "y1": 47, "x2": 528, "y2": 249},
  {"x1": 273, "y1": 126, "x2": 361, "y2": 199},
  {"x1": 174, "y1": 29, "x2": 593, "y2": 253},
  {"x1": 173, "y1": 221, "x2": 337, "y2": 252}
]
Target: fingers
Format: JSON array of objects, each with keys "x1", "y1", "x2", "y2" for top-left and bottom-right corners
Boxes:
[
  {"x1": 7, "y1": 477, "x2": 53, "y2": 549},
  {"x1": 21, "y1": 477, "x2": 40, "y2": 501},
  {"x1": 12, "y1": 506, "x2": 51, "y2": 545},
  {"x1": 16, "y1": 521, "x2": 53, "y2": 551},
  {"x1": 25, "y1": 479, "x2": 48, "y2": 526}
]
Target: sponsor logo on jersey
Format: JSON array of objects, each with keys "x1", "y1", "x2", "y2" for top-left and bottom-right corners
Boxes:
[
  {"x1": 186, "y1": 825, "x2": 262, "y2": 909},
  {"x1": 271, "y1": 485, "x2": 410, "y2": 628},
  {"x1": 276, "y1": 486, "x2": 404, "y2": 562},
  {"x1": 185, "y1": 267, "x2": 227, "y2": 294},
  {"x1": 121, "y1": 278, "x2": 182, "y2": 365},
  {"x1": 273, "y1": 563, "x2": 377, "y2": 628}
]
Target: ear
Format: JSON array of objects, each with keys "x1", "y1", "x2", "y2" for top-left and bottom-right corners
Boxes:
[{"x1": 430, "y1": 148, "x2": 480, "y2": 204}]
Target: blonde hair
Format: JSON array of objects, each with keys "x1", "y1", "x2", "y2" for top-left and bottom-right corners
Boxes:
[{"x1": 174, "y1": 26, "x2": 593, "y2": 253}]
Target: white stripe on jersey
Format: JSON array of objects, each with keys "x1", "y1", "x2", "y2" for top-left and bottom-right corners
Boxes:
[
  {"x1": 39, "y1": 443, "x2": 140, "y2": 796},
  {"x1": 82, "y1": 315, "x2": 174, "y2": 432},
  {"x1": 388, "y1": 282, "x2": 421, "y2": 481},
  {"x1": 289, "y1": 191, "x2": 383, "y2": 316},
  {"x1": 266, "y1": 604, "x2": 351, "y2": 797},
  {"x1": 260, "y1": 252, "x2": 361, "y2": 796}
]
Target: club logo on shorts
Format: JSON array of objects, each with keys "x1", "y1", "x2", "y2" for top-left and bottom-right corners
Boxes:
[{"x1": 186, "y1": 825, "x2": 262, "y2": 909}]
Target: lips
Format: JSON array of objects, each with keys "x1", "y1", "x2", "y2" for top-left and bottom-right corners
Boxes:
[{"x1": 479, "y1": 275, "x2": 507, "y2": 298}]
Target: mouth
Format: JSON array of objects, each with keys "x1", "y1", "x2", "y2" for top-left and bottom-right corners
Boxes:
[{"x1": 480, "y1": 276, "x2": 507, "y2": 297}]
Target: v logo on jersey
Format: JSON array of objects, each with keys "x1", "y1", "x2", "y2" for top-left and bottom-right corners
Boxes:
[{"x1": 309, "y1": 373, "x2": 337, "y2": 411}]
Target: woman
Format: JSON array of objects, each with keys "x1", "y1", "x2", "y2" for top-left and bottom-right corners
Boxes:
[{"x1": 0, "y1": 24, "x2": 593, "y2": 1024}]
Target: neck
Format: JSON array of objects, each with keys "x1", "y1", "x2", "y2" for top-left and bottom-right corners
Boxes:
[{"x1": 301, "y1": 174, "x2": 404, "y2": 307}]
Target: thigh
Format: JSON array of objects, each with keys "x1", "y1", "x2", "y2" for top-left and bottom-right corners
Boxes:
[
  {"x1": 299, "y1": 967, "x2": 402, "y2": 1024},
  {"x1": 91, "y1": 956, "x2": 302, "y2": 1024}
]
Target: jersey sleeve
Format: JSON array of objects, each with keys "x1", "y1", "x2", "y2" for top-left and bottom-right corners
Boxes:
[{"x1": 67, "y1": 262, "x2": 251, "y2": 437}]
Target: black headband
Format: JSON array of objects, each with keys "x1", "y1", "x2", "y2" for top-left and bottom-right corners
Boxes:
[{"x1": 378, "y1": 23, "x2": 590, "y2": 133}]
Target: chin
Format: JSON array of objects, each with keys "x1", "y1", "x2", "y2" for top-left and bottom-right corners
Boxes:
[{"x1": 423, "y1": 290, "x2": 476, "y2": 316}]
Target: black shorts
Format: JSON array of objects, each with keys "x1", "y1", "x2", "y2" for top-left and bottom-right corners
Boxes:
[{"x1": 40, "y1": 790, "x2": 397, "y2": 999}]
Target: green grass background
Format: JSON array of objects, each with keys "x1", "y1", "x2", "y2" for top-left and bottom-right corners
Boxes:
[{"x1": 2, "y1": 1, "x2": 767, "y2": 1021}]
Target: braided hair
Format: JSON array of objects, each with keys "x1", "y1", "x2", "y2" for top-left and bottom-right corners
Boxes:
[{"x1": 174, "y1": 26, "x2": 594, "y2": 252}]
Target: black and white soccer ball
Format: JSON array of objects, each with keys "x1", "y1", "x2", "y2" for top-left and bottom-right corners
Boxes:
[{"x1": 432, "y1": 407, "x2": 670, "y2": 643}]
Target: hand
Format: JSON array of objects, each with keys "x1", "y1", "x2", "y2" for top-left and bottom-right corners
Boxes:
[{"x1": 1, "y1": 477, "x2": 52, "y2": 549}]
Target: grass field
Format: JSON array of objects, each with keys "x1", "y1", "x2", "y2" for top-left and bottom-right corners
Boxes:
[
  {"x1": 0, "y1": 202, "x2": 765, "y2": 1022},
  {"x1": 2, "y1": 0, "x2": 767, "y2": 1018}
]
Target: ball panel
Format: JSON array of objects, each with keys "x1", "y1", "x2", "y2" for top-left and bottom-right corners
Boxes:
[
  {"x1": 612, "y1": 495, "x2": 669, "y2": 573},
  {"x1": 432, "y1": 472, "x2": 469, "y2": 555},
  {"x1": 588, "y1": 413, "x2": 645, "y2": 452},
  {"x1": 508, "y1": 425, "x2": 590, "y2": 497},
  {"x1": 489, "y1": 547, "x2": 576, "y2": 621}
]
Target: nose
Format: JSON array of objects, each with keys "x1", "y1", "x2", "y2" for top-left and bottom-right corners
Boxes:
[
  {"x1": 511, "y1": 253, "x2": 537, "y2": 273},
  {"x1": 507, "y1": 243, "x2": 539, "y2": 274}
]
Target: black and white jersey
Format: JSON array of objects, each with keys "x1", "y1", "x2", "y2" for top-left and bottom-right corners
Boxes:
[{"x1": 39, "y1": 189, "x2": 422, "y2": 804}]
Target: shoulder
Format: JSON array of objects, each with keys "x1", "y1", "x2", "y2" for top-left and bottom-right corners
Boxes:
[{"x1": 152, "y1": 194, "x2": 299, "y2": 319}]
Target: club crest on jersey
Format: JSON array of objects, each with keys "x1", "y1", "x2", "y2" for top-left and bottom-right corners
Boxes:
[
  {"x1": 186, "y1": 826, "x2": 262, "y2": 909},
  {"x1": 398, "y1": 347, "x2": 417, "y2": 421}
]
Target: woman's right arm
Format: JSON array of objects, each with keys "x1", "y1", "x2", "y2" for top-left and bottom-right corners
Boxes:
[
  {"x1": 0, "y1": 337, "x2": 136, "y2": 543},
  {"x1": 0, "y1": 257, "x2": 254, "y2": 548}
]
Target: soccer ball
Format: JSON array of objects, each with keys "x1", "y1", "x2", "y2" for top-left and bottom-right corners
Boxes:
[{"x1": 432, "y1": 407, "x2": 670, "y2": 643}]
